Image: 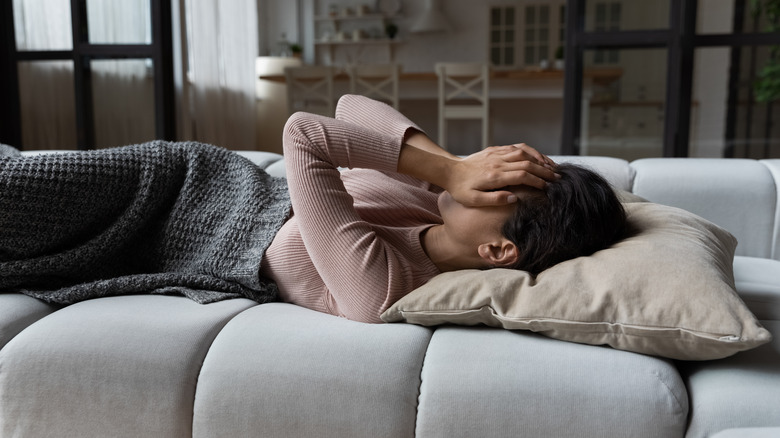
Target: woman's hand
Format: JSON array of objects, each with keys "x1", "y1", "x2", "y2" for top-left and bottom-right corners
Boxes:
[
  {"x1": 444, "y1": 143, "x2": 559, "y2": 207},
  {"x1": 399, "y1": 141, "x2": 558, "y2": 207}
]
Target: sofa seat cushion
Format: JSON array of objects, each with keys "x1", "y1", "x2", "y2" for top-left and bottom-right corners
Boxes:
[
  {"x1": 192, "y1": 303, "x2": 432, "y2": 438},
  {"x1": 415, "y1": 327, "x2": 688, "y2": 438},
  {"x1": 0, "y1": 295, "x2": 256, "y2": 438},
  {"x1": 733, "y1": 256, "x2": 780, "y2": 320},
  {"x1": 0, "y1": 294, "x2": 59, "y2": 349},
  {"x1": 678, "y1": 320, "x2": 780, "y2": 438}
]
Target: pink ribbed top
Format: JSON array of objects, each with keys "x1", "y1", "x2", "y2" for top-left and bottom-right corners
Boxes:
[{"x1": 260, "y1": 95, "x2": 443, "y2": 323}]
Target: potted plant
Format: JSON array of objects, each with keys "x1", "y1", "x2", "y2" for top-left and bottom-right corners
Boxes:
[
  {"x1": 751, "y1": 0, "x2": 780, "y2": 102},
  {"x1": 385, "y1": 22, "x2": 398, "y2": 39},
  {"x1": 290, "y1": 44, "x2": 303, "y2": 60}
]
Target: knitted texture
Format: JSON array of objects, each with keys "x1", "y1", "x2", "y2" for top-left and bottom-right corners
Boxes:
[{"x1": 0, "y1": 141, "x2": 291, "y2": 304}]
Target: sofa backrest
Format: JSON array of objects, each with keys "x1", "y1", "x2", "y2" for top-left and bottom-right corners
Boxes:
[
  {"x1": 631, "y1": 158, "x2": 779, "y2": 260},
  {"x1": 553, "y1": 156, "x2": 780, "y2": 260},
  {"x1": 235, "y1": 151, "x2": 287, "y2": 177},
  {"x1": 552, "y1": 155, "x2": 635, "y2": 192}
]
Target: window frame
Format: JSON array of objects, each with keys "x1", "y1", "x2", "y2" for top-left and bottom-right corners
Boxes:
[
  {"x1": 489, "y1": 5, "x2": 518, "y2": 68},
  {"x1": 562, "y1": 0, "x2": 696, "y2": 157},
  {"x1": 489, "y1": 2, "x2": 566, "y2": 70},
  {"x1": 592, "y1": 1, "x2": 621, "y2": 64},
  {"x1": 0, "y1": 0, "x2": 174, "y2": 150},
  {"x1": 563, "y1": 0, "x2": 780, "y2": 157}
]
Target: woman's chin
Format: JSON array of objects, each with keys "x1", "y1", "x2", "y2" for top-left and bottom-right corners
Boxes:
[{"x1": 437, "y1": 191, "x2": 454, "y2": 213}]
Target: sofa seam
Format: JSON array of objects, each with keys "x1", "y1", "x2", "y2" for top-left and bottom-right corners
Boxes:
[
  {"x1": 758, "y1": 160, "x2": 780, "y2": 261},
  {"x1": 189, "y1": 303, "x2": 259, "y2": 437},
  {"x1": 413, "y1": 328, "x2": 435, "y2": 438},
  {"x1": 651, "y1": 368, "x2": 687, "y2": 418}
]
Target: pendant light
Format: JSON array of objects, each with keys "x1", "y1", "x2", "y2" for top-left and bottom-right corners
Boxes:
[{"x1": 411, "y1": 0, "x2": 451, "y2": 34}]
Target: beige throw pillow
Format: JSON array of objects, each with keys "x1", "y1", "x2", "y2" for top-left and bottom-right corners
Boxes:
[{"x1": 382, "y1": 202, "x2": 772, "y2": 360}]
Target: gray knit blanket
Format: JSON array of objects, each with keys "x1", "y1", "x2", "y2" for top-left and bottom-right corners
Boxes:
[{"x1": 0, "y1": 141, "x2": 291, "y2": 305}]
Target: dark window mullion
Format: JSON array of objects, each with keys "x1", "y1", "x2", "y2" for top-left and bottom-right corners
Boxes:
[
  {"x1": 562, "y1": 0, "x2": 586, "y2": 154},
  {"x1": 579, "y1": 30, "x2": 670, "y2": 48},
  {"x1": 78, "y1": 44, "x2": 157, "y2": 58},
  {"x1": 71, "y1": 0, "x2": 94, "y2": 150},
  {"x1": 151, "y1": 0, "x2": 175, "y2": 140},
  {"x1": 0, "y1": 0, "x2": 22, "y2": 148},
  {"x1": 695, "y1": 32, "x2": 780, "y2": 47},
  {"x1": 724, "y1": 0, "x2": 747, "y2": 158},
  {"x1": 663, "y1": 0, "x2": 697, "y2": 157},
  {"x1": 15, "y1": 51, "x2": 74, "y2": 61}
]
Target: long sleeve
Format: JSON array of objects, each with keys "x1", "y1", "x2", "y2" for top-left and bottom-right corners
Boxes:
[
  {"x1": 272, "y1": 95, "x2": 441, "y2": 323},
  {"x1": 335, "y1": 94, "x2": 425, "y2": 139}
]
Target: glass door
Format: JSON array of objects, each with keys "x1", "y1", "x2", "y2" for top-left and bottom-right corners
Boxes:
[
  {"x1": 562, "y1": 0, "x2": 780, "y2": 158},
  {"x1": 0, "y1": 0, "x2": 174, "y2": 150}
]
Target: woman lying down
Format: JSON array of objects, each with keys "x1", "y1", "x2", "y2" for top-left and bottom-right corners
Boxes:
[{"x1": 0, "y1": 95, "x2": 626, "y2": 323}]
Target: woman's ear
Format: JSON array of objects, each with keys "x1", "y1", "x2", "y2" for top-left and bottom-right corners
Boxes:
[{"x1": 477, "y1": 240, "x2": 519, "y2": 267}]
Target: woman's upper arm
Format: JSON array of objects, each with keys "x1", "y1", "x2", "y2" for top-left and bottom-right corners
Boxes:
[{"x1": 282, "y1": 111, "x2": 415, "y2": 322}]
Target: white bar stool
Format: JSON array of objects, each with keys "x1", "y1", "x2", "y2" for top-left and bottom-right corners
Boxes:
[{"x1": 435, "y1": 62, "x2": 491, "y2": 150}]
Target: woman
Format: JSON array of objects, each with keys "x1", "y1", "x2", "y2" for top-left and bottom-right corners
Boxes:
[
  {"x1": 1, "y1": 95, "x2": 624, "y2": 323},
  {"x1": 262, "y1": 95, "x2": 626, "y2": 323}
]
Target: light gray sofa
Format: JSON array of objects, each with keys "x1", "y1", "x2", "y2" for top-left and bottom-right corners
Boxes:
[{"x1": 1, "y1": 151, "x2": 779, "y2": 438}]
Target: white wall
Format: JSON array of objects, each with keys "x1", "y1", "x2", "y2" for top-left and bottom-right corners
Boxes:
[{"x1": 259, "y1": 0, "x2": 302, "y2": 56}]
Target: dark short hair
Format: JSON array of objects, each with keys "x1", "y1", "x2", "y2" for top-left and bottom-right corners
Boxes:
[{"x1": 501, "y1": 163, "x2": 627, "y2": 274}]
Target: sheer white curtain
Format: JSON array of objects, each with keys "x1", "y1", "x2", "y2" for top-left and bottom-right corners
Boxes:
[
  {"x1": 86, "y1": 0, "x2": 151, "y2": 44},
  {"x1": 13, "y1": 0, "x2": 77, "y2": 149},
  {"x1": 181, "y1": 0, "x2": 258, "y2": 149},
  {"x1": 88, "y1": 0, "x2": 156, "y2": 148}
]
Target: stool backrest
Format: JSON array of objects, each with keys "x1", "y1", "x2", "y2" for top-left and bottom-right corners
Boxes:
[
  {"x1": 435, "y1": 62, "x2": 491, "y2": 149},
  {"x1": 347, "y1": 64, "x2": 401, "y2": 110},
  {"x1": 435, "y1": 63, "x2": 490, "y2": 104},
  {"x1": 285, "y1": 66, "x2": 336, "y2": 117}
]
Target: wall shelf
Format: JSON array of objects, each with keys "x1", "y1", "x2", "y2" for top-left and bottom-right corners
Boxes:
[
  {"x1": 313, "y1": 7, "x2": 401, "y2": 64},
  {"x1": 315, "y1": 13, "x2": 392, "y2": 22},
  {"x1": 315, "y1": 39, "x2": 402, "y2": 46}
]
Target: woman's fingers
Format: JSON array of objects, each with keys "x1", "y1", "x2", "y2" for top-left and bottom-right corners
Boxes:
[
  {"x1": 511, "y1": 143, "x2": 545, "y2": 164},
  {"x1": 509, "y1": 143, "x2": 557, "y2": 168},
  {"x1": 503, "y1": 168, "x2": 550, "y2": 190},
  {"x1": 484, "y1": 143, "x2": 556, "y2": 171},
  {"x1": 491, "y1": 160, "x2": 560, "y2": 189},
  {"x1": 463, "y1": 189, "x2": 518, "y2": 207},
  {"x1": 449, "y1": 143, "x2": 560, "y2": 207}
]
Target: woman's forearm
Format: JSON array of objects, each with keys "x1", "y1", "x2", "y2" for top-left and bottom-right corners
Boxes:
[
  {"x1": 403, "y1": 128, "x2": 458, "y2": 160},
  {"x1": 397, "y1": 142, "x2": 456, "y2": 191}
]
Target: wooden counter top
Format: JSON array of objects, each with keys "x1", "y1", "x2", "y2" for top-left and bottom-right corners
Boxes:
[{"x1": 259, "y1": 67, "x2": 622, "y2": 83}]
